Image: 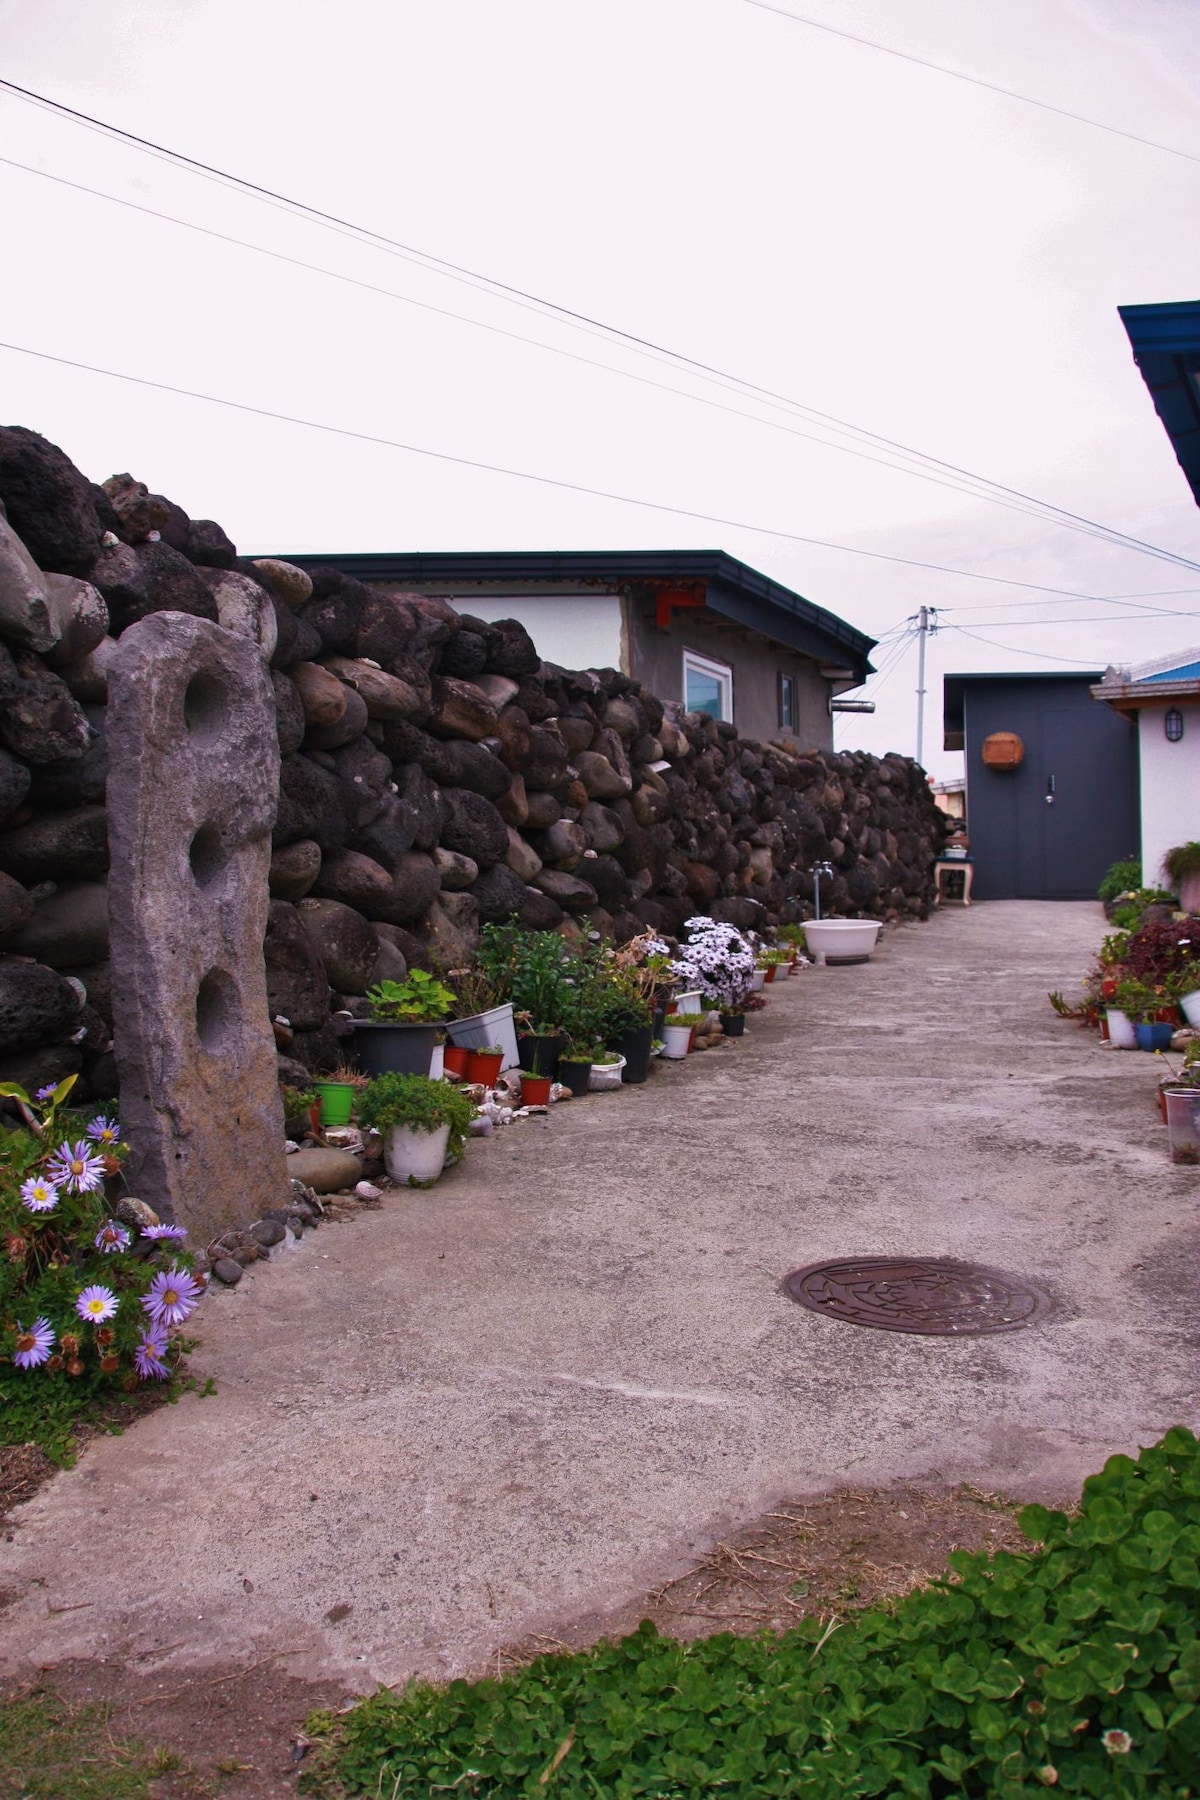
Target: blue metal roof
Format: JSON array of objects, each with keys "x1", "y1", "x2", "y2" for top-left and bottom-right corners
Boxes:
[
  {"x1": 1145, "y1": 659, "x2": 1200, "y2": 681},
  {"x1": 1118, "y1": 300, "x2": 1200, "y2": 507}
]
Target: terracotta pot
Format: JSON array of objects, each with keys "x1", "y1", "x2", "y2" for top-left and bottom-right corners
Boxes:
[
  {"x1": 466, "y1": 1050, "x2": 504, "y2": 1087},
  {"x1": 443, "y1": 1045, "x2": 471, "y2": 1079}
]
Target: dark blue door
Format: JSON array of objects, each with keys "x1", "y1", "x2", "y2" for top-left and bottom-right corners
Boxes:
[{"x1": 962, "y1": 678, "x2": 1139, "y2": 900}]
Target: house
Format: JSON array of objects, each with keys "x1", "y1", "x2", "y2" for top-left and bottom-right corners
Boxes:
[
  {"x1": 280, "y1": 548, "x2": 875, "y2": 750},
  {"x1": 943, "y1": 672, "x2": 1139, "y2": 900},
  {"x1": 1095, "y1": 299, "x2": 1200, "y2": 883},
  {"x1": 1092, "y1": 650, "x2": 1200, "y2": 887}
]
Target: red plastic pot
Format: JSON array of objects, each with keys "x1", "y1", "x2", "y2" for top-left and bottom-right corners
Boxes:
[
  {"x1": 467, "y1": 1050, "x2": 504, "y2": 1087},
  {"x1": 443, "y1": 1044, "x2": 471, "y2": 1079},
  {"x1": 762, "y1": 964, "x2": 776, "y2": 984},
  {"x1": 519, "y1": 1072, "x2": 552, "y2": 1106}
]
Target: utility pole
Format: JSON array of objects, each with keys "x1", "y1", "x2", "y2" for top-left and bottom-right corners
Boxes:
[{"x1": 915, "y1": 606, "x2": 936, "y2": 768}]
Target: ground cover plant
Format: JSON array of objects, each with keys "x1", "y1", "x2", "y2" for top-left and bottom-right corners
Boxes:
[
  {"x1": 1098, "y1": 859, "x2": 1143, "y2": 905},
  {"x1": 303, "y1": 1428, "x2": 1200, "y2": 1798},
  {"x1": 0, "y1": 1687, "x2": 183, "y2": 1800},
  {"x1": 0, "y1": 1079, "x2": 204, "y2": 1464}
]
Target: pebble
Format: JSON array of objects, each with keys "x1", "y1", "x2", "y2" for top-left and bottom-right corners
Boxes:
[
  {"x1": 250, "y1": 1218, "x2": 287, "y2": 1246},
  {"x1": 212, "y1": 1257, "x2": 243, "y2": 1285}
]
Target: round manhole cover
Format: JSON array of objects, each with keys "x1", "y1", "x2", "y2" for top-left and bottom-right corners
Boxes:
[{"x1": 784, "y1": 1256, "x2": 1053, "y2": 1336}]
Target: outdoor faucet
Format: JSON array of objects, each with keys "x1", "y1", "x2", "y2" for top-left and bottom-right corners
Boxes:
[{"x1": 811, "y1": 861, "x2": 834, "y2": 921}]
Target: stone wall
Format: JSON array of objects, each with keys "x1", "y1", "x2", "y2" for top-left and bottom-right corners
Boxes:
[{"x1": 0, "y1": 426, "x2": 946, "y2": 1097}]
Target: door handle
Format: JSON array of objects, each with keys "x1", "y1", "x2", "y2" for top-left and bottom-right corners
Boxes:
[{"x1": 1045, "y1": 774, "x2": 1055, "y2": 805}]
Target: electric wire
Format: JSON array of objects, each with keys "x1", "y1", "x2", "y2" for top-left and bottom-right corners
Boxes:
[
  {"x1": 944, "y1": 623, "x2": 1104, "y2": 667},
  {"x1": 2, "y1": 77, "x2": 1199, "y2": 577},
  {"x1": 9, "y1": 335, "x2": 1184, "y2": 605},
  {"x1": 743, "y1": 0, "x2": 1200, "y2": 167}
]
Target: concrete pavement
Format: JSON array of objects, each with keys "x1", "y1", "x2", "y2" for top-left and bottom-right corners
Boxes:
[{"x1": 2, "y1": 900, "x2": 1196, "y2": 1690}]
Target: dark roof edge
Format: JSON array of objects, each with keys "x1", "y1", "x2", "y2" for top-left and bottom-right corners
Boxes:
[{"x1": 274, "y1": 547, "x2": 876, "y2": 664}]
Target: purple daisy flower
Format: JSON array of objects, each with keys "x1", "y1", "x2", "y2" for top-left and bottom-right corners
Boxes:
[
  {"x1": 141, "y1": 1266, "x2": 202, "y2": 1328},
  {"x1": 34, "y1": 1084, "x2": 58, "y2": 1102},
  {"x1": 85, "y1": 1116, "x2": 121, "y2": 1148},
  {"x1": 45, "y1": 1140, "x2": 105, "y2": 1195},
  {"x1": 134, "y1": 1326, "x2": 170, "y2": 1381},
  {"x1": 76, "y1": 1284, "x2": 118, "y2": 1324},
  {"x1": 140, "y1": 1224, "x2": 188, "y2": 1242},
  {"x1": 13, "y1": 1317, "x2": 55, "y2": 1369},
  {"x1": 20, "y1": 1176, "x2": 59, "y2": 1214},
  {"x1": 94, "y1": 1220, "x2": 131, "y2": 1254}
]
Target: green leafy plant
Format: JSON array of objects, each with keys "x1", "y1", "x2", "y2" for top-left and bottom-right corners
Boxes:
[
  {"x1": 1164, "y1": 841, "x2": 1200, "y2": 883},
  {"x1": 280, "y1": 1084, "x2": 317, "y2": 1117},
  {"x1": 366, "y1": 971, "x2": 456, "y2": 1023},
  {"x1": 358, "y1": 1073, "x2": 474, "y2": 1161},
  {"x1": 304, "y1": 1428, "x2": 1200, "y2": 1799},
  {"x1": 1110, "y1": 889, "x2": 1177, "y2": 931},
  {"x1": 776, "y1": 922, "x2": 807, "y2": 948},
  {"x1": 1098, "y1": 857, "x2": 1143, "y2": 903},
  {"x1": 1112, "y1": 977, "x2": 1170, "y2": 1023}
]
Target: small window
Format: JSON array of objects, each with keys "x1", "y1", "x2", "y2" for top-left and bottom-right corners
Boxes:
[
  {"x1": 778, "y1": 673, "x2": 796, "y2": 731},
  {"x1": 683, "y1": 649, "x2": 732, "y2": 722}
]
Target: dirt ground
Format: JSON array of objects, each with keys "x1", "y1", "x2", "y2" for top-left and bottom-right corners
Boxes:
[{"x1": 0, "y1": 1478, "x2": 1033, "y2": 1800}]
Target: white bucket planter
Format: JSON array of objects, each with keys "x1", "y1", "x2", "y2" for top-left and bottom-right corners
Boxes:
[
  {"x1": 1181, "y1": 990, "x2": 1200, "y2": 1028},
  {"x1": 661, "y1": 1024, "x2": 693, "y2": 1059},
  {"x1": 673, "y1": 990, "x2": 702, "y2": 1015},
  {"x1": 588, "y1": 1054, "x2": 627, "y2": 1092},
  {"x1": 446, "y1": 1002, "x2": 520, "y2": 1071},
  {"x1": 803, "y1": 919, "x2": 882, "y2": 963},
  {"x1": 429, "y1": 1042, "x2": 445, "y2": 1080},
  {"x1": 1105, "y1": 1006, "x2": 1137, "y2": 1050},
  {"x1": 383, "y1": 1121, "x2": 451, "y2": 1185},
  {"x1": 749, "y1": 969, "x2": 766, "y2": 992}
]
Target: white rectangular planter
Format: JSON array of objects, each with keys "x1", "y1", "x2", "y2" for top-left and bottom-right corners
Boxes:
[{"x1": 446, "y1": 1003, "x2": 520, "y2": 1071}]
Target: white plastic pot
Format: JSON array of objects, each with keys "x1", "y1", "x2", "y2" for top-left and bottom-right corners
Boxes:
[
  {"x1": 383, "y1": 1121, "x2": 452, "y2": 1185},
  {"x1": 661, "y1": 1024, "x2": 693, "y2": 1060},
  {"x1": 673, "y1": 990, "x2": 702, "y2": 1015},
  {"x1": 588, "y1": 1054, "x2": 627, "y2": 1092},
  {"x1": 1180, "y1": 990, "x2": 1200, "y2": 1028},
  {"x1": 749, "y1": 969, "x2": 766, "y2": 992},
  {"x1": 1105, "y1": 1006, "x2": 1137, "y2": 1050},
  {"x1": 803, "y1": 919, "x2": 882, "y2": 963}
]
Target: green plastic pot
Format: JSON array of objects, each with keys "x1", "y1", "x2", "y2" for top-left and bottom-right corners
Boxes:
[{"x1": 314, "y1": 1080, "x2": 356, "y2": 1127}]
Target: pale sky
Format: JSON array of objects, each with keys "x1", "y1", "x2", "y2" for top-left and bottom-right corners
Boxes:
[{"x1": 2, "y1": 0, "x2": 1199, "y2": 777}]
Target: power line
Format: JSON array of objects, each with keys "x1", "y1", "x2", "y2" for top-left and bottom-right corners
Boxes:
[
  {"x1": 943, "y1": 610, "x2": 1200, "y2": 628},
  {"x1": 7, "y1": 335, "x2": 1189, "y2": 605},
  {"x1": 5, "y1": 152, "x2": 1178, "y2": 556},
  {"x1": 944, "y1": 623, "x2": 1103, "y2": 666},
  {"x1": 743, "y1": 0, "x2": 1200, "y2": 167},
  {"x1": 2, "y1": 77, "x2": 1199, "y2": 577}
]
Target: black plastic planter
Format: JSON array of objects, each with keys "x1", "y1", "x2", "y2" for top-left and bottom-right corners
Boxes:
[
  {"x1": 516, "y1": 1032, "x2": 566, "y2": 1078},
  {"x1": 351, "y1": 1020, "x2": 440, "y2": 1079},
  {"x1": 556, "y1": 1058, "x2": 593, "y2": 1098},
  {"x1": 616, "y1": 1024, "x2": 654, "y2": 1083},
  {"x1": 719, "y1": 1012, "x2": 746, "y2": 1038}
]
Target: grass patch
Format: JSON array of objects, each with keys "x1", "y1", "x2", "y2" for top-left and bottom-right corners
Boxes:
[
  {"x1": 0, "y1": 1688, "x2": 171, "y2": 1799},
  {"x1": 302, "y1": 1429, "x2": 1200, "y2": 1798}
]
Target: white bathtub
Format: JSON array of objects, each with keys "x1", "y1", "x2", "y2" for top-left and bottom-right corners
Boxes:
[{"x1": 804, "y1": 919, "x2": 882, "y2": 963}]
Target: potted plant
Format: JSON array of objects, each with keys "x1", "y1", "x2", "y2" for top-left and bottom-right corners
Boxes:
[
  {"x1": 444, "y1": 953, "x2": 520, "y2": 1071},
  {"x1": 672, "y1": 917, "x2": 759, "y2": 1034},
  {"x1": 1170, "y1": 959, "x2": 1200, "y2": 1028},
  {"x1": 588, "y1": 1048, "x2": 627, "y2": 1092},
  {"x1": 1112, "y1": 977, "x2": 1173, "y2": 1051},
  {"x1": 466, "y1": 1044, "x2": 506, "y2": 1088},
  {"x1": 518, "y1": 1070, "x2": 553, "y2": 1106},
  {"x1": 554, "y1": 1039, "x2": 595, "y2": 1098},
  {"x1": 352, "y1": 972, "x2": 456, "y2": 1079},
  {"x1": 443, "y1": 1043, "x2": 472, "y2": 1080},
  {"x1": 661, "y1": 1014, "x2": 695, "y2": 1059},
  {"x1": 312, "y1": 1060, "x2": 367, "y2": 1127},
  {"x1": 281, "y1": 1083, "x2": 318, "y2": 1138},
  {"x1": 358, "y1": 1071, "x2": 474, "y2": 1186},
  {"x1": 1163, "y1": 841, "x2": 1200, "y2": 913},
  {"x1": 776, "y1": 923, "x2": 806, "y2": 964},
  {"x1": 604, "y1": 941, "x2": 667, "y2": 1083}
]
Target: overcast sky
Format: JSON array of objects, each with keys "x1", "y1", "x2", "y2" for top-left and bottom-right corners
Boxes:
[{"x1": 2, "y1": 0, "x2": 1199, "y2": 776}]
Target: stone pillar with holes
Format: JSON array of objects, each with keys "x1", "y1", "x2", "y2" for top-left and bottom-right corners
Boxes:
[{"x1": 107, "y1": 611, "x2": 287, "y2": 1242}]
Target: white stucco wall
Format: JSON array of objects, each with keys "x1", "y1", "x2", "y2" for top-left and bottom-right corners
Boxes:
[
  {"x1": 452, "y1": 594, "x2": 624, "y2": 673},
  {"x1": 1138, "y1": 704, "x2": 1200, "y2": 884}
]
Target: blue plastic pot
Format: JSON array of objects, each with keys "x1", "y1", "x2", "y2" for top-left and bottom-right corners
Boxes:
[{"x1": 1135, "y1": 1021, "x2": 1173, "y2": 1052}]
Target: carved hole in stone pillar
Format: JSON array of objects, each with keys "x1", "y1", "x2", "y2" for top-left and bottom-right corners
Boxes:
[
  {"x1": 189, "y1": 824, "x2": 230, "y2": 891},
  {"x1": 183, "y1": 672, "x2": 229, "y2": 744},
  {"x1": 195, "y1": 968, "x2": 238, "y2": 1053}
]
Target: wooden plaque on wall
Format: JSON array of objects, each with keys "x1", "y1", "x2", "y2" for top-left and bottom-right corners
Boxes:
[{"x1": 981, "y1": 731, "x2": 1025, "y2": 769}]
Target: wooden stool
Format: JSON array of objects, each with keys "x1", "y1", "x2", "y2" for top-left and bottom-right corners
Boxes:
[{"x1": 934, "y1": 859, "x2": 973, "y2": 906}]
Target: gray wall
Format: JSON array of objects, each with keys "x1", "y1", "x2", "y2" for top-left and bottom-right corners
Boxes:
[{"x1": 624, "y1": 595, "x2": 833, "y2": 750}]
